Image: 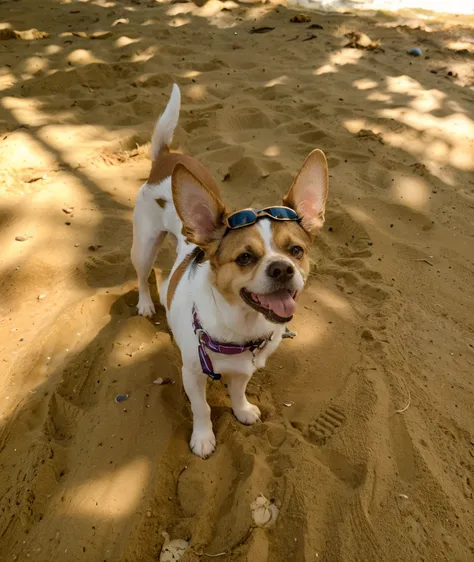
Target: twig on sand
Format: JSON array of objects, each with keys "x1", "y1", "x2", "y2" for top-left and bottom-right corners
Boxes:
[
  {"x1": 395, "y1": 391, "x2": 411, "y2": 414},
  {"x1": 203, "y1": 552, "x2": 227, "y2": 557},
  {"x1": 414, "y1": 258, "x2": 433, "y2": 266}
]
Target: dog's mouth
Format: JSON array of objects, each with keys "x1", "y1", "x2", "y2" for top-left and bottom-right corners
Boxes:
[{"x1": 240, "y1": 288, "x2": 297, "y2": 324}]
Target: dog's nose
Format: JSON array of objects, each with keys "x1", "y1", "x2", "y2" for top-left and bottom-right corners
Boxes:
[{"x1": 266, "y1": 260, "x2": 295, "y2": 283}]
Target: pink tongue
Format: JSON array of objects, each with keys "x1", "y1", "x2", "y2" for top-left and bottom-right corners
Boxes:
[{"x1": 257, "y1": 290, "x2": 296, "y2": 318}]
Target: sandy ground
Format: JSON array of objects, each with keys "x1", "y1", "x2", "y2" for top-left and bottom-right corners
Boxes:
[{"x1": 1, "y1": 0, "x2": 474, "y2": 560}]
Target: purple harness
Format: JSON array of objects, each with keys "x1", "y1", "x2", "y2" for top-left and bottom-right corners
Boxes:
[{"x1": 192, "y1": 305, "x2": 269, "y2": 381}]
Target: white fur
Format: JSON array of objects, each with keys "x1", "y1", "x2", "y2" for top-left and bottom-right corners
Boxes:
[
  {"x1": 131, "y1": 85, "x2": 290, "y2": 458},
  {"x1": 150, "y1": 83, "x2": 181, "y2": 160},
  {"x1": 245, "y1": 220, "x2": 306, "y2": 296}
]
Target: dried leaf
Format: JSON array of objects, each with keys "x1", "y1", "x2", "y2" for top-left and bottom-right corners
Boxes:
[{"x1": 249, "y1": 27, "x2": 274, "y2": 34}]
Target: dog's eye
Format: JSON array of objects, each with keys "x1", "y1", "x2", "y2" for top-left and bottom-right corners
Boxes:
[
  {"x1": 289, "y1": 245, "x2": 304, "y2": 259},
  {"x1": 236, "y1": 252, "x2": 254, "y2": 266}
]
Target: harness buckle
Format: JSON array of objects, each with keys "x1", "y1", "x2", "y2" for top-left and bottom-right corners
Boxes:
[{"x1": 195, "y1": 328, "x2": 206, "y2": 345}]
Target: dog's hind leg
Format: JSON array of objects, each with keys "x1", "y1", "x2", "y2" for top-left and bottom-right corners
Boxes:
[{"x1": 131, "y1": 225, "x2": 167, "y2": 317}]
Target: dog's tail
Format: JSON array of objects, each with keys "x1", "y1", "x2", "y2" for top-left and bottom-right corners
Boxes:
[{"x1": 150, "y1": 83, "x2": 181, "y2": 160}]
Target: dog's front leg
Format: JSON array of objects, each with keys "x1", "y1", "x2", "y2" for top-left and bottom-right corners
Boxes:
[
  {"x1": 228, "y1": 373, "x2": 261, "y2": 425},
  {"x1": 182, "y1": 367, "x2": 216, "y2": 458}
]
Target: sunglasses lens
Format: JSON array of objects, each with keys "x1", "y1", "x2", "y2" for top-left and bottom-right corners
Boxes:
[
  {"x1": 227, "y1": 209, "x2": 258, "y2": 229},
  {"x1": 263, "y1": 207, "x2": 299, "y2": 220}
]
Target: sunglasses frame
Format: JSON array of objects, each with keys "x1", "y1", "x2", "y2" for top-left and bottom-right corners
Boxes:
[{"x1": 224, "y1": 206, "x2": 300, "y2": 230}]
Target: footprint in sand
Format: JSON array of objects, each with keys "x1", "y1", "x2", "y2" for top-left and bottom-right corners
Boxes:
[
  {"x1": 305, "y1": 404, "x2": 347, "y2": 446},
  {"x1": 46, "y1": 392, "x2": 85, "y2": 443},
  {"x1": 219, "y1": 106, "x2": 274, "y2": 132},
  {"x1": 299, "y1": 129, "x2": 336, "y2": 148}
]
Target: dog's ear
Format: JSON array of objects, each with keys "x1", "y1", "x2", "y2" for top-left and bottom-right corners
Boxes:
[
  {"x1": 172, "y1": 163, "x2": 226, "y2": 247},
  {"x1": 283, "y1": 149, "x2": 328, "y2": 236}
]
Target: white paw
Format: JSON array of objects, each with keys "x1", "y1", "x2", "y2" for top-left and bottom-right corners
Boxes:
[
  {"x1": 234, "y1": 403, "x2": 261, "y2": 425},
  {"x1": 190, "y1": 429, "x2": 216, "y2": 459},
  {"x1": 137, "y1": 296, "x2": 155, "y2": 317}
]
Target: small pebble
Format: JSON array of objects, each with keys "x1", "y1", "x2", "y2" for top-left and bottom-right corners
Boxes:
[
  {"x1": 408, "y1": 47, "x2": 422, "y2": 56},
  {"x1": 290, "y1": 14, "x2": 311, "y2": 23},
  {"x1": 153, "y1": 377, "x2": 175, "y2": 385},
  {"x1": 115, "y1": 394, "x2": 129, "y2": 403},
  {"x1": 62, "y1": 207, "x2": 74, "y2": 214},
  {"x1": 37, "y1": 294, "x2": 46, "y2": 301},
  {"x1": 15, "y1": 236, "x2": 27, "y2": 242}
]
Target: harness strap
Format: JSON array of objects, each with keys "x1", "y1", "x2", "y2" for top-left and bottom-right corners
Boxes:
[{"x1": 192, "y1": 305, "x2": 268, "y2": 381}]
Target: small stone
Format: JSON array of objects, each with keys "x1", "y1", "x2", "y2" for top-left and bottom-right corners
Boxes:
[
  {"x1": 37, "y1": 294, "x2": 46, "y2": 301},
  {"x1": 74, "y1": 243, "x2": 80, "y2": 247},
  {"x1": 408, "y1": 47, "x2": 422, "y2": 56},
  {"x1": 15, "y1": 236, "x2": 27, "y2": 242},
  {"x1": 361, "y1": 329, "x2": 374, "y2": 341},
  {"x1": 290, "y1": 14, "x2": 311, "y2": 23},
  {"x1": 62, "y1": 207, "x2": 74, "y2": 214},
  {"x1": 115, "y1": 394, "x2": 129, "y2": 403},
  {"x1": 153, "y1": 377, "x2": 174, "y2": 385}
]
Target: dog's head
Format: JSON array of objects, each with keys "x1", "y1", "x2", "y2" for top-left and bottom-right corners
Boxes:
[{"x1": 172, "y1": 150, "x2": 328, "y2": 324}]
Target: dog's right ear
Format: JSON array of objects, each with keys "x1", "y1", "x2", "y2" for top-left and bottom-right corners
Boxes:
[{"x1": 172, "y1": 163, "x2": 226, "y2": 247}]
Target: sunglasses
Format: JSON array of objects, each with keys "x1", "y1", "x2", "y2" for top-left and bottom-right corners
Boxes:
[{"x1": 224, "y1": 206, "x2": 300, "y2": 230}]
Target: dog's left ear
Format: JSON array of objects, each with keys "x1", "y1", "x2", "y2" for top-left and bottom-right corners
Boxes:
[{"x1": 283, "y1": 149, "x2": 328, "y2": 236}]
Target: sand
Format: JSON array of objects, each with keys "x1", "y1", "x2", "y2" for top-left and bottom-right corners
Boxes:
[{"x1": 1, "y1": 0, "x2": 474, "y2": 560}]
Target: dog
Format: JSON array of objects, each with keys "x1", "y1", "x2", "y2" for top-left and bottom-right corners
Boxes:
[{"x1": 131, "y1": 84, "x2": 328, "y2": 458}]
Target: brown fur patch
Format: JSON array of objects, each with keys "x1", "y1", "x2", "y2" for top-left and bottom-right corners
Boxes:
[
  {"x1": 271, "y1": 221, "x2": 312, "y2": 277},
  {"x1": 167, "y1": 247, "x2": 202, "y2": 309},
  {"x1": 148, "y1": 151, "x2": 221, "y2": 200},
  {"x1": 156, "y1": 197, "x2": 166, "y2": 209},
  {"x1": 210, "y1": 225, "x2": 266, "y2": 304}
]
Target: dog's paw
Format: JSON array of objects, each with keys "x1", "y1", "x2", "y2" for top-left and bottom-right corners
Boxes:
[
  {"x1": 190, "y1": 429, "x2": 216, "y2": 459},
  {"x1": 137, "y1": 297, "x2": 155, "y2": 318},
  {"x1": 234, "y1": 403, "x2": 261, "y2": 425}
]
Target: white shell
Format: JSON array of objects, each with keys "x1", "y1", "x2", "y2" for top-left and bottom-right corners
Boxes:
[
  {"x1": 250, "y1": 495, "x2": 279, "y2": 528},
  {"x1": 159, "y1": 532, "x2": 189, "y2": 562}
]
